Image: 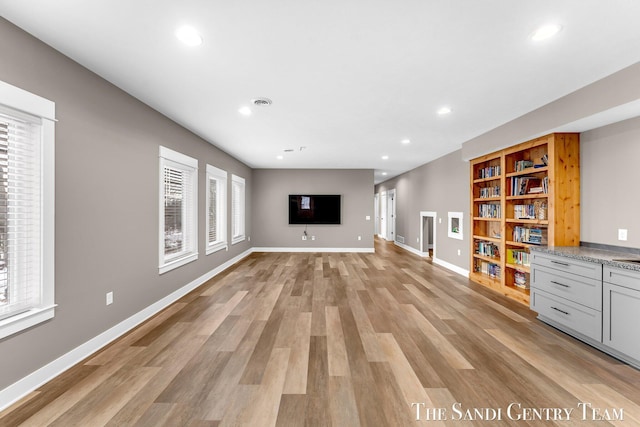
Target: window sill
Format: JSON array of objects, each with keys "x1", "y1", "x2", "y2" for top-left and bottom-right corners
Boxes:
[
  {"x1": 231, "y1": 236, "x2": 246, "y2": 245},
  {"x1": 0, "y1": 305, "x2": 56, "y2": 340},
  {"x1": 206, "y1": 242, "x2": 228, "y2": 255},
  {"x1": 159, "y1": 252, "x2": 198, "y2": 274}
]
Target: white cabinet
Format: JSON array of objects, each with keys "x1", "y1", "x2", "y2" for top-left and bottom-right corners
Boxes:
[
  {"x1": 530, "y1": 255, "x2": 602, "y2": 342},
  {"x1": 603, "y1": 266, "x2": 640, "y2": 364}
]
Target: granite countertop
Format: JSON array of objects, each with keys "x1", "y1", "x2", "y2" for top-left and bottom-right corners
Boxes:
[{"x1": 530, "y1": 245, "x2": 640, "y2": 272}]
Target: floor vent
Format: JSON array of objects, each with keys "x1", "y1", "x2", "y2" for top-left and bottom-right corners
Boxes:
[{"x1": 396, "y1": 235, "x2": 405, "y2": 244}]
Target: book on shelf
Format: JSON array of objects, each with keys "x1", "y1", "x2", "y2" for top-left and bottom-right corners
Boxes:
[
  {"x1": 478, "y1": 203, "x2": 501, "y2": 218},
  {"x1": 479, "y1": 185, "x2": 501, "y2": 198},
  {"x1": 514, "y1": 204, "x2": 536, "y2": 219},
  {"x1": 478, "y1": 165, "x2": 501, "y2": 179},
  {"x1": 513, "y1": 226, "x2": 547, "y2": 245},
  {"x1": 513, "y1": 270, "x2": 529, "y2": 289},
  {"x1": 475, "y1": 241, "x2": 500, "y2": 258},
  {"x1": 514, "y1": 160, "x2": 534, "y2": 172},
  {"x1": 476, "y1": 260, "x2": 501, "y2": 279},
  {"x1": 507, "y1": 249, "x2": 530, "y2": 266},
  {"x1": 510, "y1": 176, "x2": 543, "y2": 196}
]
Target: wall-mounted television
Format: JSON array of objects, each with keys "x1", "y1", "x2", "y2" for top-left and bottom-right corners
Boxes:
[{"x1": 289, "y1": 194, "x2": 341, "y2": 225}]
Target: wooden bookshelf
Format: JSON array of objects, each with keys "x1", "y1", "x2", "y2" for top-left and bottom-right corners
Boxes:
[{"x1": 469, "y1": 133, "x2": 580, "y2": 305}]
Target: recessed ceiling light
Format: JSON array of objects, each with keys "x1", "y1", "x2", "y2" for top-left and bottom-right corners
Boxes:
[
  {"x1": 238, "y1": 106, "x2": 252, "y2": 116},
  {"x1": 175, "y1": 25, "x2": 203, "y2": 46},
  {"x1": 401, "y1": 139, "x2": 411, "y2": 144},
  {"x1": 381, "y1": 155, "x2": 389, "y2": 160},
  {"x1": 276, "y1": 155, "x2": 284, "y2": 160},
  {"x1": 437, "y1": 106, "x2": 452, "y2": 115},
  {"x1": 382, "y1": 172, "x2": 388, "y2": 176},
  {"x1": 531, "y1": 24, "x2": 562, "y2": 41}
]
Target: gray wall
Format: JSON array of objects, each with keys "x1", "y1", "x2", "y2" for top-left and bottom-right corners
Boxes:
[
  {"x1": 461, "y1": 62, "x2": 640, "y2": 161},
  {"x1": 0, "y1": 18, "x2": 252, "y2": 390},
  {"x1": 581, "y1": 116, "x2": 640, "y2": 248},
  {"x1": 252, "y1": 169, "x2": 374, "y2": 249},
  {"x1": 375, "y1": 150, "x2": 470, "y2": 269}
]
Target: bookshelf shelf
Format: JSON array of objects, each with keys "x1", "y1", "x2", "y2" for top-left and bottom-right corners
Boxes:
[
  {"x1": 506, "y1": 219, "x2": 549, "y2": 225},
  {"x1": 506, "y1": 195, "x2": 548, "y2": 201},
  {"x1": 474, "y1": 235, "x2": 501, "y2": 243},
  {"x1": 506, "y1": 263, "x2": 531, "y2": 273},
  {"x1": 506, "y1": 166, "x2": 548, "y2": 177},
  {"x1": 469, "y1": 133, "x2": 580, "y2": 305},
  {"x1": 474, "y1": 197, "x2": 501, "y2": 202},
  {"x1": 473, "y1": 176, "x2": 502, "y2": 184}
]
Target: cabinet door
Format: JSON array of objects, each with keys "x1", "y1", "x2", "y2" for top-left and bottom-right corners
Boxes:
[{"x1": 603, "y1": 282, "x2": 640, "y2": 361}]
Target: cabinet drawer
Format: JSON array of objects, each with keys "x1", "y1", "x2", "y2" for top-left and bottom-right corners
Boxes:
[
  {"x1": 531, "y1": 289, "x2": 602, "y2": 342},
  {"x1": 603, "y1": 282, "x2": 640, "y2": 362},
  {"x1": 531, "y1": 252, "x2": 602, "y2": 280},
  {"x1": 531, "y1": 266, "x2": 602, "y2": 310},
  {"x1": 604, "y1": 266, "x2": 640, "y2": 291}
]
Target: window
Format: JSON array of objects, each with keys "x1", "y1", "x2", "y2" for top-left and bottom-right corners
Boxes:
[
  {"x1": 206, "y1": 164, "x2": 227, "y2": 254},
  {"x1": 0, "y1": 80, "x2": 55, "y2": 340},
  {"x1": 159, "y1": 146, "x2": 198, "y2": 273},
  {"x1": 231, "y1": 174, "x2": 246, "y2": 244}
]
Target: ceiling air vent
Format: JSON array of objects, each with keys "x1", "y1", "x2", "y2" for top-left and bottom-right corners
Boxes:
[{"x1": 252, "y1": 98, "x2": 272, "y2": 107}]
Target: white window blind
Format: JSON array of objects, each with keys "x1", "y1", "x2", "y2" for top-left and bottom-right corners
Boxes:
[
  {"x1": 159, "y1": 147, "x2": 198, "y2": 274},
  {"x1": 206, "y1": 164, "x2": 227, "y2": 254},
  {"x1": 231, "y1": 174, "x2": 245, "y2": 244},
  {"x1": 0, "y1": 79, "x2": 55, "y2": 340},
  {"x1": 0, "y1": 113, "x2": 41, "y2": 321}
]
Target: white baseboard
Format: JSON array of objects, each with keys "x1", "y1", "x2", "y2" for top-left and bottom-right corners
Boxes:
[
  {"x1": 393, "y1": 241, "x2": 469, "y2": 278},
  {"x1": 394, "y1": 241, "x2": 428, "y2": 257},
  {"x1": 433, "y1": 257, "x2": 470, "y2": 278},
  {"x1": 0, "y1": 249, "x2": 253, "y2": 412},
  {"x1": 252, "y1": 247, "x2": 375, "y2": 253}
]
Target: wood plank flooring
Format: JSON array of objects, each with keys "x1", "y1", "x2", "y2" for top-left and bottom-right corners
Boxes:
[{"x1": 3, "y1": 238, "x2": 640, "y2": 426}]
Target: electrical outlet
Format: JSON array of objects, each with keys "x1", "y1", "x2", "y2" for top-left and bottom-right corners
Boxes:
[
  {"x1": 365, "y1": 215, "x2": 371, "y2": 220},
  {"x1": 439, "y1": 217, "x2": 442, "y2": 224},
  {"x1": 618, "y1": 229, "x2": 628, "y2": 241},
  {"x1": 457, "y1": 249, "x2": 461, "y2": 256},
  {"x1": 106, "y1": 291, "x2": 113, "y2": 306},
  {"x1": 358, "y1": 235, "x2": 362, "y2": 241},
  {"x1": 302, "y1": 235, "x2": 307, "y2": 241},
  {"x1": 311, "y1": 236, "x2": 316, "y2": 241},
  {"x1": 417, "y1": 237, "x2": 419, "y2": 243}
]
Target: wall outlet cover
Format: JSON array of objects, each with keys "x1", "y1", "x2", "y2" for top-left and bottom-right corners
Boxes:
[{"x1": 618, "y1": 229, "x2": 628, "y2": 241}]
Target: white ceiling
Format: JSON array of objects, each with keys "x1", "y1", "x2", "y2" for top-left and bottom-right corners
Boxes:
[{"x1": 2, "y1": 1, "x2": 640, "y2": 183}]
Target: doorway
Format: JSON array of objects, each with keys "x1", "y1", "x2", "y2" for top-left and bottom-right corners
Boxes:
[
  {"x1": 387, "y1": 189, "x2": 396, "y2": 242},
  {"x1": 379, "y1": 191, "x2": 387, "y2": 239},
  {"x1": 374, "y1": 193, "x2": 380, "y2": 236},
  {"x1": 420, "y1": 211, "x2": 436, "y2": 258}
]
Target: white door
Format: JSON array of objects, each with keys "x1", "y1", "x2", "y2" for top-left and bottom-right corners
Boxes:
[
  {"x1": 387, "y1": 189, "x2": 396, "y2": 242},
  {"x1": 374, "y1": 193, "x2": 380, "y2": 236},
  {"x1": 379, "y1": 191, "x2": 387, "y2": 239}
]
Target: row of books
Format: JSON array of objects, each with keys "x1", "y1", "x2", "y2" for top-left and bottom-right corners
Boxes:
[
  {"x1": 513, "y1": 226, "x2": 546, "y2": 245},
  {"x1": 510, "y1": 176, "x2": 548, "y2": 196},
  {"x1": 507, "y1": 249, "x2": 530, "y2": 266},
  {"x1": 514, "y1": 204, "x2": 536, "y2": 219},
  {"x1": 476, "y1": 260, "x2": 501, "y2": 279},
  {"x1": 514, "y1": 160, "x2": 534, "y2": 172},
  {"x1": 475, "y1": 241, "x2": 500, "y2": 258},
  {"x1": 513, "y1": 154, "x2": 548, "y2": 172},
  {"x1": 478, "y1": 185, "x2": 500, "y2": 198},
  {"x1": 514, "y1": 270, "x2": 529, "y2": 289},
  {"x1": 478, "y1": 165, "x2": 500, "y2": 179},
  {"x1": 478, "y1": 203, "x2": 501, "y2": 218}
]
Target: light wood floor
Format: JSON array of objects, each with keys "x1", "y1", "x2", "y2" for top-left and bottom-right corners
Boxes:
[{"x1": 3, "y1": 239, "x2": 640, "y2": 426}]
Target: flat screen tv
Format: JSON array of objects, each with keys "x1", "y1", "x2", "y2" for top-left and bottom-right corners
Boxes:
[{"x1": 289, "y1": 194, "x2": 341, "y2": 225}]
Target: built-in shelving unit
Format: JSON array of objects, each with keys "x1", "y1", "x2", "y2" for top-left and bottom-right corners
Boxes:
[{"x1": 469, "y1": 133, "x2": 580, "y2": 305}]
